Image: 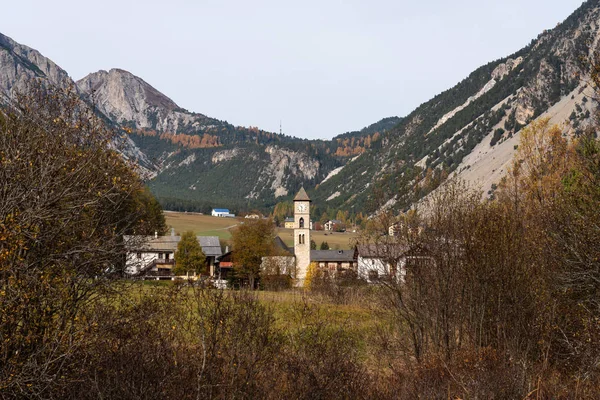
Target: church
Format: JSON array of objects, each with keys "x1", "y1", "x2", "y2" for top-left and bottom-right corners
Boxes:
[{"x1": 263, "y1": 187, "x2": 357, "y2": 286}]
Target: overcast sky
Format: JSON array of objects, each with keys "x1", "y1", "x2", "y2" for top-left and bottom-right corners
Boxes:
[{"x1": 5, "y1": 0, "x2": 584, "y2": 139}]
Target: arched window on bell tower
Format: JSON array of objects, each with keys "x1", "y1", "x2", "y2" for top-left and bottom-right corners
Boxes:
[{"x1": 299, "y1": 217, "x2": 304, "y2": 228}]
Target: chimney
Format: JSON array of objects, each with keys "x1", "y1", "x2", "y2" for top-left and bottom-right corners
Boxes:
[
  {"x1": 154, "y1": 231, "x2": 158, "y2": 239},
  {"x1": 171, "y1": 228, "x2": 175, "y2": 237}
]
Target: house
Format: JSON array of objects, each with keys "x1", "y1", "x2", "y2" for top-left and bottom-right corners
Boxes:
[
  {"x1": 355, "y1": 243, "x2": 433, "y2": 283},
  {"x1": 125, "y1": 231, "x2": 222, "y2": 279},
  {"x1": 388, "y1": 222, "x2": 424, "y2": 237},
  {"x1": 284, "y1": 217, "x2": 295, "y2": 229},
  {"x1": 212, "y1": 208, "x2": 235, "y2": 218},
  {"x1": 245, "y1": 214, "x2": 260, "y2": 219},
  {"x1": 355, "y1": 244, "x2": 406, "y2": 282},
  {"x1": 215, "y1": 250, "x2": 234, "y2": 286},
  {"x1": 324, "y1": 220, "x2": 344, "y2": 231},
  {"x1": 310, "y1": 249, "x2": 357, "y2": 272}
]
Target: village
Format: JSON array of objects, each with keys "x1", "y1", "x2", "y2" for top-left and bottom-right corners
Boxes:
[{"x1": 124, "y1": 188, "x2": 426, "y2": 289}]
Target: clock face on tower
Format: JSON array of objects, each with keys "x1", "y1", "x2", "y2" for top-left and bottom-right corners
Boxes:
[{"x1": 297, "y1": 203, "x2": 306, "y2": 212}]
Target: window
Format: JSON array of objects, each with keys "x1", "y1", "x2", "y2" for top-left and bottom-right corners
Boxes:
[
  {"x1": 299, "y1": 217, "x2": 304, "y2": 228},
  {"x1": 298, "y1": 234, "x2": 306, "y2": 244},
  {"x1": 137, "y1": 252, "x2": 141, "y2": 259},
  {"x1": 159, "y1": 253, "x2": 163, "y2": 259},
  {"x1": 165, "y1": 253, "x2": 170, "y2": 261}
]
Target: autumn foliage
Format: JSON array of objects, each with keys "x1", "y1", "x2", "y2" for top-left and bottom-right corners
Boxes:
[{"x1": 134, "y1": 128, "x2": 221, "y2": 149}]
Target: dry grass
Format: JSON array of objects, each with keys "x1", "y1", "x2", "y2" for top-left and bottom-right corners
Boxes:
[
  {"x1": 165, "y1": 211, "x2": 359, "y2": 249},
  {"x1": 164, "y1": 211, "x2": 241, "y2": 240}
]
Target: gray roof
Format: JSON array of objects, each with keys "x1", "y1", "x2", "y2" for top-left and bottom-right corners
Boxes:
[
  {"x1": 274, "y1": 236, "x2": 294, "y2": 255},
  {"x1": 355, "y1": 244, "x2": 410, "y2": 258},
  {"x1": 125, "y1": 235, "x2": 222, "y2": 257},
  {"x1": 197, "y1": 236, "x2": 223, "y2": 257},
  {"x1": 294, "y1": 187, "x2": 311, "y2": 201},
  {"x1": 310, "y1": 249, "x2": 356, "y2": 262},
  {"x1": 284, "y1": 217, "x2": 294, "y2": 222}
]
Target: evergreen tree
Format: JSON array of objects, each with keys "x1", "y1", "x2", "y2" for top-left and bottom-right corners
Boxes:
[{"x1": 174, "y1": 231, "x2": 206, "y2": 275}]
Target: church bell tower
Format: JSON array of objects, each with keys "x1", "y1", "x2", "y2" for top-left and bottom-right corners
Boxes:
[{"x1": 293, "y1": 187, "x2": 311, "y2": 285}]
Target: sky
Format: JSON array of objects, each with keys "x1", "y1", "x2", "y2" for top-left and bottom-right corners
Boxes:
[{"x1": 5, "y1": 0, "x2": 585, "y2": 139}]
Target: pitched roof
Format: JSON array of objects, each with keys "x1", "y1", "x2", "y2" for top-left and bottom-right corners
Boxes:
[
  {"x1": 124, "y1": 235, "x2": 222, "y2": 257},
  {"x1": 197, "y1": 236, "x2": 223, "y2": 257},
  {"x1": 355, "y1": 244, "x2": 410, "y2": 258},
  {"x1": 213, "y1": 208, "x2": 230, "y2": 213},
  {"x1": 274, "y1": 236, "x2": 294, "y2": 255},
  {"x1": 284, "y1": 217, "x2": 294, "y2": 222},
  {"x1": 294, "y1": 187, "x2": 311, "y2": 202},
  {"x1": 310, "y1": 249, "x2": 356, "y2": 262}
]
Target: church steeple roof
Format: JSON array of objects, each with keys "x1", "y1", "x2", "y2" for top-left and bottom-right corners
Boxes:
[{"x1": 294, "y1": 187, "x2": 311, "y2": 202}]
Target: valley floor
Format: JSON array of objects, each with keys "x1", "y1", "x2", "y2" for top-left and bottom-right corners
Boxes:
[{"x1": 164, "y1": 211, "x2": 359, "y2": 249}]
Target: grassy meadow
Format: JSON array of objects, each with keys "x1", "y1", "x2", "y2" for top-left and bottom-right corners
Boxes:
[
  {"x1": 164, "y1": 211, "x2": 241, "y2": 240},
  {"x1": 165, "y1": 211, "x2": 359, "y2": 249}
]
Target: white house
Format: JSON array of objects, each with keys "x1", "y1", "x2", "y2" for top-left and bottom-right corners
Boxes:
[
  {"x1": 356, "y1": 244, "x2": 434, "y2": 283},
  {"x1": 212, "y1": 208, "x2": 235, "y2": 217},
  {"x1": 324, "y1": 220, "x2": 344, "y2": 231},
  {"x1": 124, "y1": 231, "x2": 222, "y2": 279}
]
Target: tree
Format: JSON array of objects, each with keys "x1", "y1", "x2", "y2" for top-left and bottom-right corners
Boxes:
[
  {"x1": 320, "y1": 241, "x2": 330, "y2": 250},
  {"x1": 231, "y1": 218, "x2": 275, "y2": 289},
  {"x1": 0, "y1": 84, "x2": 161, "y2": 395},
  {"x1": 174, "y1": 231, "x2": 206, "y2": 275},
  {"x1": 128, "y1": 186, "x2": 168, "y2": 235},
  {"x1": 310, "y1": 239, "x2": 317, "y2": 250}
]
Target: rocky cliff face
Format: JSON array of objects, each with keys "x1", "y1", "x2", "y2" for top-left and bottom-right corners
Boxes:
[
  {"x1": 77, "y1": 69, "x2": 218, "y2": 134},
  {"x1": 0, "y1": 33, "x2": 72, "y2": 101}
]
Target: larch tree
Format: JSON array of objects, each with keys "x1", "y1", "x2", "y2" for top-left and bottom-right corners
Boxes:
[{"x1": 231, "y1": 218, "x2": 275, "y2": 289}]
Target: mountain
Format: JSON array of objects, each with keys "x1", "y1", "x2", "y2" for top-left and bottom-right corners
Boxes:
[
  {"x1": 76, "y1": 69, "x2": 396, "y2": 212},
  {"x1": 0, "y1": 33, "x2": 154, "y2": 173},
  {"x1": 311, "y1": 0, "x2": 600, "y2": 214},
  {"x1": 2, "y1": 0, "x2": 596, "y2": 217},
  {"x1": 0, "y1": 32, "x2": 71, "y2": 101}
]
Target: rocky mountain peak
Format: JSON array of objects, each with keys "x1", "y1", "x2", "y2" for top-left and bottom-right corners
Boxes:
[{"x1": 77, "y1": 68, "x2": 180, "y2": 128}]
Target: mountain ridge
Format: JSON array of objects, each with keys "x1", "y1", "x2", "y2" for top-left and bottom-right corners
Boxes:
[{"x1": 1, "y1": 0, "x2": 597, "y2": 216}]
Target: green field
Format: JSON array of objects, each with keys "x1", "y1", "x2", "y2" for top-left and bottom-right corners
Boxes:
[{"x1": 165, "y1": 211, "x2": 359, "y2": 249}]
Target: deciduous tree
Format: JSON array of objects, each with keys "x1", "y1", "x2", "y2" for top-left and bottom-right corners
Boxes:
[{"x1": 231, "y1": 218, "x2": 275, "y2": 289}]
